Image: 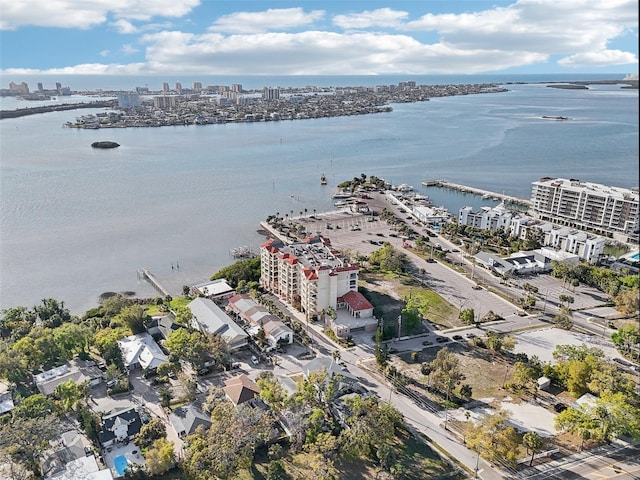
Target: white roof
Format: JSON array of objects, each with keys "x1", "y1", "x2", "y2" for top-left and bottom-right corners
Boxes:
[
  {"x1": 117, "y1": 333, "x2": 168, "y2": 369},
  {"x1": 188, "y1": 298, "x2": 248, "y2": 346},
  {"x1": 193, "y1": 279, "x2": 234, "y2": 296}
]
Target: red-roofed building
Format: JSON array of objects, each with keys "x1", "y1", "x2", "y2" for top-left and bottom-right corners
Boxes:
[{"x1": 260, "y1": 236, "x2": 377, "y2": 337}]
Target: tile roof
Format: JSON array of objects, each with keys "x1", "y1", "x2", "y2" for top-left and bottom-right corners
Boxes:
[
  {"x1": 223, "y1": 374, "x2": 261, "y2": 406},
  {"x1": 339, "y1": 290, "x2": 373, "y2": 312}
]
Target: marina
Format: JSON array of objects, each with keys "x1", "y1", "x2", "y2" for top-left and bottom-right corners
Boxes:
[{"x1": 422, "y1": 180, "x2": 531, "y2": 207}]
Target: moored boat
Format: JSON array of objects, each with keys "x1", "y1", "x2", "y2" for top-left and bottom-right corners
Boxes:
[{"x1": 321, "y1": 174, "x2": 327, "y2": 185}]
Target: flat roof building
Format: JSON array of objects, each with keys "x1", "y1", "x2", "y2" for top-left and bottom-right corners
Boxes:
[{"x1": 530, "y1": 177, "x2": 639, "y2": 242}]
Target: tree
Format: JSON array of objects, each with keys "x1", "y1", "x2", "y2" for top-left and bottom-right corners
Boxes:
[
  {"x1": 144, "y1": 438, "x2": 175, "y2": 476},
  {"x1": 135, "y1": 418, "x2": 166, "y2": 449},
  {"x1": 34, "y1": 298, "x2": 71, "y2": 328},
  {"x1": 614, "y1": 287, "x2": 640, "y2": 316},
  {"x1": 183, "y1": 402, "x2": 273, "y2": 480},
  {"x1": 164, "y1": 328, "x2": 210, "y2": 370},
  {"x1": 522, "y1": 431, "x2": 544, "y2": 466},
  {"x1": 368, "y1": 243, "x2": 408, "y2": 273},
  {"x1": 374, "y1": 327, "x2": 389, "y2": 367},
  {"x1": 400, "y1": 298, "x2": 422, "y2": 333},
  {"x1": 53, "y1": 379, "x2": 88, "y2": 412},
  {"x1": 428, "y1": 348, "x2": 463, "y2": 401},
  {"x1": 257, "y1": 371, "x2": 288, "y2": 414},
  {"x1": 611, "y1": 324, "x2": 640, "y2": 360},
  {"x1": 120, "y1": 305, "x2": 148, "y2": 334},
  {"x1": 210, "y1": 257, "x2": 261, "y2": 288},
  {"x1": 466, "y1": 409, "x2": 521, "y2": 467},
  {"x1": 459, "y1": 308, "x2": 475, "y2": 325},
  {"x1": 558, "y1": 294, "x2": 575, "y2": 309},
  {"x1": 0, "y1": 414, "x2": 60, "y2": 475},
  {"x1": 459, "y1": 384, "x2": 473, "y2": 400}
]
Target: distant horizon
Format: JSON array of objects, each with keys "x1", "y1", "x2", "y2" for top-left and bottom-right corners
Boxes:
[
  {"x1": 3, "y1": 72, "x2": 636, "y2": 93},
  {"x1": 1, "y1": 1, "x2": 637, "y2": 76}
]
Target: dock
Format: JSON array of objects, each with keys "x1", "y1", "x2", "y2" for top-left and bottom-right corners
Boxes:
[
  {"x1": 229, "y1": 245, "x2": 258, "y2": 259},
  {"x1": 138, "y1": 269, "x2": 171, "y2": 297},
  {"x1": 422, "y1": 180, "x2": 531, "y2": 207}
]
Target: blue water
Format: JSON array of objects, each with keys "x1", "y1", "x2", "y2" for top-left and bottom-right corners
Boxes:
[
  {"x1": 0, "y1": 77, "x2": 637, "y2": 313},
  {"x1": 632, "y1": 253, "x2": 639, "y2": 260},
  {"x1": 113, "y1": 455, "x2": 128, "y2": 476}
]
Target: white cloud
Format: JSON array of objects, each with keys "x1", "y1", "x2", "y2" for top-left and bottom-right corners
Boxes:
[
  {"x1": 559, "y1": 49, "x2": 638, "y2": 67},
  {"x1": 332, "y1": 8, "x2": 409, "y2": 30},
  {"x1": 121, "y1": 44, "x2": 139, "y2": 54},
  {"x1": 208, "y1": 8, "x2": 325, "y2": 34},
  {"x1": 111, "y1": 19, "x2": 138, "y2": 34},
  {"x1": 0, "y1": 0, "x2": 200, "y2": 30},
  {"x1": 99, "y1": 50, "x2": 110, "y2": 57}
]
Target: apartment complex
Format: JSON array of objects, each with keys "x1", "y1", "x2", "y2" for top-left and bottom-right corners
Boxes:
[
  {"x1": 260, "y1": 236, "x2": 364, "y2": 321},
  {"x1": 458, "y1": 203, "x2": 606, "y2": 264},
  {"x1": 530, "y1": 177, "x2": 639, "y2": 241}
]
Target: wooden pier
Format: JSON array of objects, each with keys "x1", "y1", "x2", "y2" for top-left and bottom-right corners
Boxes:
[
  {"x1": 138, "y1": 269, "x2": 171, "y2": 297},
  {"x1": 422, "y1": 180, "x2": 531, "y2": 207}
]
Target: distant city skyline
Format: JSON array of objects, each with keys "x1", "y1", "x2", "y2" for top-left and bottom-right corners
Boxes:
[{"x1": 0, "y1": 0, "x2": 637, "y2": 77}]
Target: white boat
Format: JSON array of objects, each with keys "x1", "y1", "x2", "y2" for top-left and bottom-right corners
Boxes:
[
  {"x1": 334, "y1": 200, "x2": 348, "y2": 207},
  {"x1": 332, "y1": 192, "x2": 353, "y2": 199}
]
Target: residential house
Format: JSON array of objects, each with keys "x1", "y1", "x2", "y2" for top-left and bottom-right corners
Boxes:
[
  {"x1": 34, "y1": 359, "x2": 103, "y2": 396},
  {"x1": 146, "y1": 314, "x2": 182, "y2": 341},
  {"x1": 41, "y1": 430, "x2": 114, "y2": 480},
  {"x1": 188, "y1": 297, "x2": 248, "y2": 351},
  {"x1": 169, "y1": 403, "x2": 211, "y2": 438},
  {"x1": 117, "y1": 333, "x2": 168, "y2": 372},
  {"x1": 192, "y1": 279, "x2": 236, "y2": 301},
  {"x1": 98, "y1": 408, "x2": 143, "y2": 448},
  {"x1": 223, "y1": 374, "x2": 261, "y2": 406},
  {"x1": 0, "y1": 391, "x2": 15, "y2": 416},
  {"x1": 227, "y1": 294, "x2": 294, "y2": 348}
]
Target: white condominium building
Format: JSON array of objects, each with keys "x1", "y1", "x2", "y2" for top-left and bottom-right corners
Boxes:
[
  {"x1": 530, "y1": 177, "x2": 639, "y2": 241},
  {"x1": 260, "y1": 236, "x2": 360, "y2": 320}
]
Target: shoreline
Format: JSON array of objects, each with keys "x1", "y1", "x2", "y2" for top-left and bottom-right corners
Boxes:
[{"x1": 421, "y1": 180, "x2": 531, "y2": 207}]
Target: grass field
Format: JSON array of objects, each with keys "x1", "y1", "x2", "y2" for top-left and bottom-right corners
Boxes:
[{"x1": 360, "y1": 272, "x2": 460, "y2": 331}]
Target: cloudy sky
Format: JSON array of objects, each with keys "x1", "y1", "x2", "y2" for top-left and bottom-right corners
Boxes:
[{"x1": 0, "y1": 0, "x2": 637, "y2": 76}]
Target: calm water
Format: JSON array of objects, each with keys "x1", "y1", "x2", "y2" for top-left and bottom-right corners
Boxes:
[{"x1": 1, "y1": 78, "x2": 638, "y2": 314}]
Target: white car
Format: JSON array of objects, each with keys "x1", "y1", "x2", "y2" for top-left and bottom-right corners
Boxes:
[{"x1": 250, "y1": 355, "x2": 259, "y2": 366}]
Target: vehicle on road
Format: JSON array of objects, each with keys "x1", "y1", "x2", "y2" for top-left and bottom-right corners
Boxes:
[
  {"x1": 251, "y1": 355, "x2": 259, "y2": 366},
  {"x1": 452, "y1": 335, "x2": 463, "y2": 340},
  {"x1": 465, "y1": 332, "x2": 476, "y2": 339},
  {"x1": 436, "y1": 337, "x2": 449, "y2": 343}
]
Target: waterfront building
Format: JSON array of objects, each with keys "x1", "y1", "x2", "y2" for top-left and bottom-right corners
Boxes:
[
  {"x1": 37, "y1": 82, "x2": 43, "y2": 92},
  {"x1": 530, "y1": 177, "x2": 639, "y2": 242},
  {"x1": 413, "y1": 205, "x2": 450, "y2": 225},
  {"x1": 116, "y1": 92, "x2": 141, "y2": 109},
  {"x1": 153, "y1": 95, "x2": 177, "y2": 109},
  {"x1": 231, "y1": 83, "x2": 242, "y2": 93},
  {"x1": 174, "y1": 82, "x2": 182, "y2": 93},
  {"x1": 227, "y1": 293, "x2": 294, "y2": 348},
  {"x1": 188, "y1": 297, "x2": 248, "y2": 351},
  {"x1": 260, "y1": 235, "x2": 376, "y2": 336},
  {"x1": 193, "y1": 81, "x2": 202, "y2": 92},
  {"x1": 162, "y1": 82, "x2": 170, "y2": 92},
  {"x1": 262, "y1": 87, "x2": 280, "y2": 101},
  {"x1": 459, "y1": 203, "x2": 513, "y2": 230},
  {"x1": 9, "y1": 81, "x2": 29, "y2": 94}
]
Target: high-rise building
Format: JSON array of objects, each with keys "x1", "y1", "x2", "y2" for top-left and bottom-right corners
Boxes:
[
  {"x1": 231, "y1": 84, "x2": 242, "y2": 93},
  {"x1": 9, "y1": 82, "x2": 29, "y2": 94},
  {"x1": 262, "y1": 87, "x2": 280, "y2": 101},
  {"x1": 174, "y1": 82, "x2": 182, "y2": 93},
  {"x1": 193, "y1": 82, "x2": 202, "y2": 92},
  {"x1": 153, "y1": 96, "x2": 177, "y2": 109},
  {"x1": 162, "y1": 82, "x2": 170, "y2": 92},
  {"x1": 37, "y1": 82, "x2": 44, "y2": 92},
  {"x1": 530, "y1": 177, "x2": 639, "y2": 241},
  {"x1": 117, "y1": 92, "x2": 141, "y2": 109},
  {"x1": 55, "y1": 82, "x2": 62, "y2": 90}
]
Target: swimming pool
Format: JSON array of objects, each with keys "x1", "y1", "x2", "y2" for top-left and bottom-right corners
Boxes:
[
  {"x1": 632, "y1": 253, "x2": 639, "y2": 261},
  {"x1": 113, "y1": 455, "x2": 129, "y2": 477}
]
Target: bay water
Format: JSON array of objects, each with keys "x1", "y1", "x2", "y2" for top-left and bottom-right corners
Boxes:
[{"x1": 1, "y1": 77, "x2": 637, "y2": 314}]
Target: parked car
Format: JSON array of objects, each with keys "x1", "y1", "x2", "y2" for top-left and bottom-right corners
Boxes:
[
  {"x1": 436, "y1": 337, "x2": 449, "y2": 343},
  {"x1": 465, "y1": 332, "x2": 476, "y2": 339},
  {"x1": 553, "y1": 403, "x2": 567, "y2": 413},
  {"x1": 452, "y1": 335, "x2": 463, "y2": 340},
  {"x1": 422, "y1": 340, "x2": 433, "y2": 346},
  {"x1": 251, "y1": 355, "x2": 259, "y2": 366}
]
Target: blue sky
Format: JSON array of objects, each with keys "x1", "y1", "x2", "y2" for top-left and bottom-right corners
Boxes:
[{"x1": 0, "y1": 0, "x2": 637, "y2": 76}]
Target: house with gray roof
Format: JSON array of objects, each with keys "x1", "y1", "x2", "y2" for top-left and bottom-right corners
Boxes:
[
  {"x1": 188, "y1": 297, "x2": 248, "y2": 351},
  {"x1": 169, "y1": 403, "x2": 211, "y2": 438}
]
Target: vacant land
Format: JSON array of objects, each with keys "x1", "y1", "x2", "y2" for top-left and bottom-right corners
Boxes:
[{"x1": 359, "y1": 272, "x2": 460, "y2": 333}]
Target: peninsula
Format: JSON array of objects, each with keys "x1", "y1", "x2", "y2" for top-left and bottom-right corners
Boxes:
[{"x1": 63, "y1": 82, "x2": 508, "y2": 129}]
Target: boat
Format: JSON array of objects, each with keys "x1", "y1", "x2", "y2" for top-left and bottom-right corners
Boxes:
[
  {"x1": 332, "y1": 191, "x2": 353, "y2": 199},
  {"x1": 320, "y1": 174, "x2": 327, "y2": 185},
  {"x1": 334, "y1": 200, "x2": 349, "y2": 207}
]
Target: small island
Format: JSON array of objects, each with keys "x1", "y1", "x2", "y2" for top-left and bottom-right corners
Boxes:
[{"x1": 91, "y1": 141, "x2": 120, "y2": 149}]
